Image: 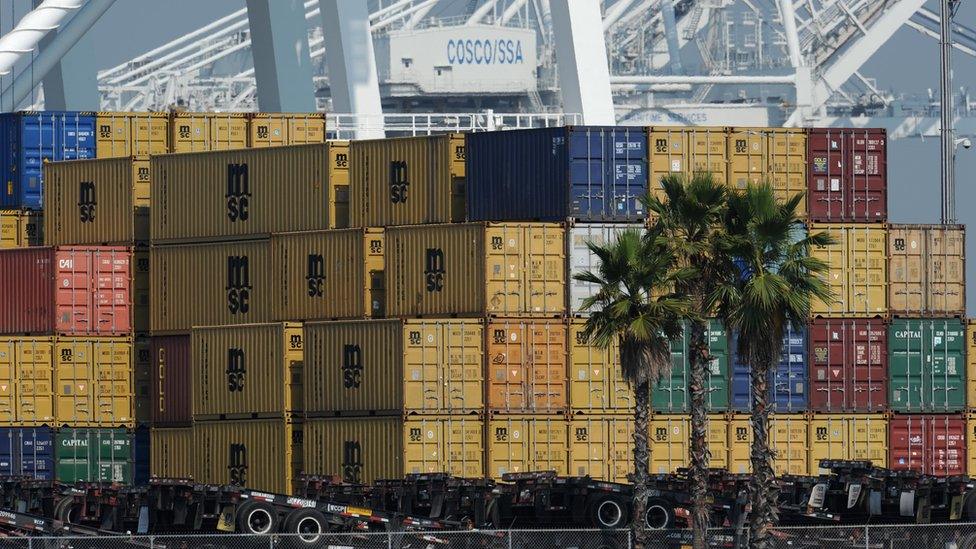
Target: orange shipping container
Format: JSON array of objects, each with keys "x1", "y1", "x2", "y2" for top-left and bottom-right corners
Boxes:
[
  {"x1": 888, "y1": 224, "x2": 965, "y2": 316},
  {"x1": 569, "y1": 320, "x2": 633, "y2": 413},
  {"x1": 248, "y1": 113, "x2": 326, "y2": 147},
  {"x1": 487, "y1": 415, "x2": 568, "y2": 478},
  {"x1": 486, "y1": 319, "x2": 568, "y2": 413},
  {"x1": 55, "y1": 337, "x2": 133, "y2": 428}
]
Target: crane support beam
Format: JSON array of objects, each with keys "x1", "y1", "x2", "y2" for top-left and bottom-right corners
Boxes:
[
  {"x1": 778, "y1": 0, "x2": 803, "y2": 67},
  {"x1": 245, "y1": 0, "x2": 316, "y2": 112},
  {"x1": 0, "y1": 0, "x2": 83, "y2": 78},
  {"x1": 550, "y1": 0, "x2": 615, "y2": 125}
]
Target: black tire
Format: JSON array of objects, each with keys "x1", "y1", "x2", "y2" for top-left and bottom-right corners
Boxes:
[
  {"x1": 53, "y1": 497, "x2": 79, "y2": 524},
  {"x1": 281, "y1": 508, "x2": 328, "y2": 543},
  {"x1": 643, "y1": 497, "x2": 675, "y2": 530},
  {"x1": 235, "y1": 500, "x2": 279, "y2": 535},
  {"x1": 588, "y1": 496, "x2": 630, "y2": 529}
]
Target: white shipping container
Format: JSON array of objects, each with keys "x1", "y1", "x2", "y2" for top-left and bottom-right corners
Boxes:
[{"x1": 568, "y1": 224, "x2": 645, "y2": 315}]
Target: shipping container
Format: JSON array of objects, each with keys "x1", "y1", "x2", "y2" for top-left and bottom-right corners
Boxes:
[
  {"x1": 809, "y1": 223, "x2": 888, "y2": 317},
  {"x1": 96, "y1": 112, "x2": 169, "y2": 157},
  {"x1": 55, "y1": 428, "x2": 133, "y2": 483},
  {"x1": 272, "y1": 228, "x2": 384, "y2": 321},
  {"x1": 567, "y1": 224, "x2": 645, "y2": 315},
  {"x1": 133, "y1": 249, "x2": 149, "y2": 335},
  {"x1": 168, "y1": 112, "x2": 248, "y2": 153},
  {"x1": 328, "y1": 141, "x2": 351, "y2": 228},
  {"x1": 568, "y1": 415, "x2": 633, "y2": 482},
  {"x1": 649, "y1": 414, "x2": 728, "y2": 474},
  {"x1": 0, "y1": 337, "x2": 54, "y2": 425},
  {"x1": 43, "y1": 157, "x2": 150, "y2": 246},
  {"x1": 305, "y1": 416, "x2": 483, "y2": 484},
  {"x1": 569, "y1": 320, "x2": 632, "y2": 413},
  {"x1": 809, "y1": 318, "x2": 888, "y2": 412},
  {"x1": 967, "y1": 413, "x2": 976, "y2": 477},
  {"x1": 969, "y1": 320, "x2": 976, "y2": 411},
  {"x1": 193, "y1": 418, "x2": 301, "y2": 494},
  {"x1": 0, "y1": 427, "x2": 53, "y2": 479},
  {"x1": 304, "y1": 319, "x2": 482, "y2": 416},
  {"x1": 808, "y1": 414, "x2": 888, "y2": 473},
  {"x1": 55, "y1": 337, "x2": 133, "y2": 427},
  {"x1": 0, "y1": 246, "x2": 132, "y2": 335},
  {"x1": 728, "y1": 128, "x2": 807, "y2": 213},
  {"x1": 466, "y1": 126, "x2": 647, "y2": 223},
  {"x1": 134, "y1": 427, "x2": 149, "y2": 485},
  {"x1": 248, "y1": 113, "x2": 326, "y2": 147},
  {"x1": 349, "y1": 133, "x2": 465, "y2": 227},
  {"x1": 727, "y1": 414, "x2": 809, "y2": 476},
  {"x1": 149, "y1": 335, "x2": 190, "y2": 426},
  {"x1": 889, "y1": 414, "x2": 966, "y2": 476},
  {"x1": 731, "y1": 325, "x2": 807, "y2": 412},
  {"x1": 486, "y1": 319, "x2": 567, "y2": 413},
  {"x1": 888, "y1": 318, "x2": 966, "y2": 413},
  {"x1": 0, "y1": 111, "x2": 96, "y2": 209},
  {"x1": 0, "y1": 209, "x2": 42, "y2": 248},
  {"x1": 807, "y1": 128, "x2": 887, "y2": 222},
  {"x1": 888, "y1": 224, "x2": 965, "y2": 317},
  {"x1": 385, "y1": 223, "x2": 565, "y2": 317},
  {"x1": 133, "y1": 338, "x2": 151, "y2": 425},
  {"x1": 150, "y1": 239, "x2": 272, "y2": 333},
  {"x1": 151, "y1": 145, "x2": 334, "y2": 243},
  {"x1": 487, "y1": 415, "x2": 568, "y2": 478},
  {"x1": 149, "y1": 427, "x2": 192, "y2": 479},
  {"x1": 648, "y1": 127, "x2": 728, "y2": 192},
  {"x1": 655, "y1": 320, "x2": 730, "y2": 412}
]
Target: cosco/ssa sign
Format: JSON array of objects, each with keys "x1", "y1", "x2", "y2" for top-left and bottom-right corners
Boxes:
[{"x1": 447, "y1": 38, "x2": 524, "y2": 65}]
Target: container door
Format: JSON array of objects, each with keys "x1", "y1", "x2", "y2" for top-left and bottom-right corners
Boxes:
[
  {"x1": 486, "y1": 322, "x2": 527, "y2": 412},
  {"x1": 526, "y1": 321, "x2": 567, "y2": 412},
  {"x1": 442, "y1": 417, "x2": 483, "y2": 478},
  {"x1": 771, "y1": 325, "x2": 806, "y2": 412},
  {"x1": 92, "y1": 249, "x2": 132, "y2": 335},
  {"x1": 55, "y1": 341, "x2": 94, "y2": 425},
  {"x1": 653, "y1": 329, "x2": 688, "y2": 412},
  {"x1": 93, "y1": 341, "x2": 133, "y2": 426},
  {"x1": 807, "y1": 129, "x2": 847, "y2": 221},
  {"x1": 568, "y1": 129, "x2": 606, "y2": 219},
  {"x1": 488, "y1": 417, "x2": 528, "y2": 477},
  {"x1": 16, "y1": 339, "x2": 54, "y2": 425},
  {"x1": 484, "y1": 225, "x2": 523, "y2": 315},
  {"x1": 846, "y1": 130, "x2": 886, "y2": 222},
  {"x1": 523, "y1": 225, "x2": 565, "y2": 315},
  {"x1": 441, "y1": 322, "x2": 483, "y2": 413},
  {"x1": 54, "y1": 249, "x2": 94, "y2": 335},
  {"x1": 850, "y1": 320, "x2": 888, "y2": 412},
  {"x1": 0, "y1": 341, "x2": 14, "y2": 422},
  {"x1": 21, "y1": 428, "x2": 54, "y2": 479},
  {"x1": 930, "y1": 320, "x2": 966, "y2": 411},
  {"x1": 650, "y1": 416, "x2": 688, "y2": 474},
  {"x1": 605, "y1": 128, "x2": 647, "y2": 220},
  {"x1": 569, "y1": 418, "x2": 608, "y2": 479},
  {"x1": 809, "y1": 416, "x2": 848, "y2": 474}
]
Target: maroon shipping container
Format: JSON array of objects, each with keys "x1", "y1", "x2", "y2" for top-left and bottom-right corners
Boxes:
[
  {"x1": 0, "y1": 246, "x2": 132, "y2": 335},
  {"x1": 150, "y1": 335, "x2": 191, "y2": 426},
  {"x1": 889, "y1": 414, "x2": 966, "y2": 476},
  {"x1": 809, "y1": 318, "x2": 888, "y2": 412},
  {"x1": 807, "y1": 128, "x2": 887, "y2": 222}
]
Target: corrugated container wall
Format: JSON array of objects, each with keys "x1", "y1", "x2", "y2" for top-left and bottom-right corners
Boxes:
[
  {"x1": 728, "y1": 414, "x2": 809, "y2": 476},
  {"x1": 328, "y1": 141, "x2": 351, "y2": 228},
  {"x1": 150, "y1": 335, "x2": 190, "y2": 426},
  {"x1": 0, "y1": 427, "x2": 53, "y2": 479},
  {"x1": 55, "y1": 428, "x2": 133, "y2": 483},
  {"x1": 193, "y1": 323, "x2": 303, "y2": 420},
  {"x1": 486, "y1": 319, "x2": 567, "y2": 413},
  {"x1": 807, "y1": 128, "x2": 887, "y2": 222},
  {"x1": 888, "y1": 318, "x2": 966, "y2": 413},
  {"x1": 248, "y1": 113, "x2": 326, "y2": 147},
  {"x1": 149, "y1": 427, "x2": 192, "y2": 479},
  {"x1": 0, "y1": 246, "x2": 132, "y2": 335},
  {"x1": 43, "y1": 157, "x2": 150, "y2": 246},
  {"x1": 728, "y1": 128, "x2": 807, "y2": 213},
  {"x1": 151, "y1": 145, "x2": 333, "y2": 243},
  {"x1": 649, "y1": 415, "x2": 728, "y2": 474},
  {"x1": 193, "y1": 419, "x2": 301, "y2": 494},
  {"x1": 150, "y1": 239, "x2": 272, "y2": 333},
  {"x1": 888, "y1": 224, "x2": 965, "y2": 316},
  {"x1": 0, "y1": 111, "x2": 96, "y2": 210},
  {"x1": 809, "y1": 318, "x2": 888, "y2": 412},
  {"x1": 168, "y1": 112, "x2": 247, "y2": 153},
  {"x1": 304, "y1": 319, "x2": 483, "y2": 416},
  {"x1": 96, "y1": 112, "x2": 169, "y2": 157},
  {"x1": 385, "y1": 223, "x2": 565, "y2": 318},
  {"x1": 133, "y1": 339, "x2": 151, "y2": 425},
  {"x1": 647, "y1": 127, "x2": 728, "y2": 193},
  {"x1": 0, "y1": 210, "x2": 42, "y2": 248},
  {"x1": 304, "y1": 416, "x2": 483, "y2": 484},
  {"x1": 655, "y1": 320, "x2": 730, "y2": 412},
  {"x1": 568, "y1": 415, "x2": 633, "y2": 482},
  {"x1": 731, "y1": 324, "x2": 807, "y2": 412},
  {"x1": 466, "y1": 126, "x2": 647, "y2": 222},
  {"x1": 808, "y1": 414, "x2": 888, "y2": 473},
  {"x1": 0, "y1": 337, "x2": 54, "y2": 426},
  {"x1": 889, "y1": 414, "x2": 966, "y2": 476},
  {"x1": 569, "y1": 320, "x2": 632, "y2": 413},
  {"x1": 55, "y1": 337, "x2": 133, "y2": 427},
  {"x1": 809, "y1": 223, "x2": 888, "y2": 317},
  {"x1": 349, "y1": 133, "x2": 465, "y2": 227},
  {"x1": 272, "y1": 228, "x2": 385, "y2": 321},
  {"x1": 568, "y1": 224, "x2": 645, "y2": 315},
  {"x1": 968, "y1": 320, "x2": 976, "y2": 409},
  {"x1": 487, "y1": 415, "x2": 568, "y2": 478}
]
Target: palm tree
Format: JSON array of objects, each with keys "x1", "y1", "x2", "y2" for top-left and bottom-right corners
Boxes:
[
  {"x1": 574, "y1": 229, "x2": 690, "y2": 548},
  {"x1": 711, "y1": 184, "x2": 833, "y2": 549},
  {"x1": 644, "y1": 172, "x2": 729, "y2": 549}
]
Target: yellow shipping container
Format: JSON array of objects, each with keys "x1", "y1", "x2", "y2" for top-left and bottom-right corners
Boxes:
[
  {"x1": 192, "y1": 323, "x2": 303, "y2": 420},
  {"x1": 569, "y1": 320, "x2": 633, "y2": 413},
  {"x1": 809, "y1": 223, "x2": 888, "y2": 317},
  {"x1": 96, "y1": 112, "x2": 169, "y2": 157},
  {"x1": 304, "y1": 319, "x2": 483, "y2": 416},
  {"x1": 349, "y1": 133, "x2": 466, "y2": 227},
  {"x1": 55, "y1": 337, "x2": 133, "y2": 427},
  {"x1": 648, "y1": 127, "x2": 728, "y2": 193},
  {"x1": 968, "y1": 413, "x2": 976, "y2": 477},
  {"x1": 0, "y1": 209, "x2": 42, "y2": 248},
  {"x1": 193, "y1": 418, "x2": 301, "y2": 495},
  {"x1": 487, "y1": 415, "x2": 569, "y2": 478},
  {"x1": 808, "y1": 414, "x2": 888, "y2": 473},
  {"x1": 0, "y1": 337, "x2": 54, "y2": 425},
  {"x1": 649, "y1": 414, "x2": 728, "y2": 474},
  {"x1": 150, "y1": 239, "x2": 272, "y2": 333},
  {"x1": 328, "y1": 141, "x2": 351, "y2": 228},
  {"x1": 386, "y1": 223, "x2": 566, "y2": 317},
  {"x1": 168, "y1": 112, "x2": 248, "y2": 153},
  {"x1": 304, "y1": 416, "x2": 483, "y2": 484},
  {"x1": 727, "y1": 414, "x2": 809, "y2": 475},
  {"x1": 271, "y1": 228, "x2": 384, "y2": 321},
  {"x1": 43, "y1": 157, "x2": 150, "y2": 246},
  {"x1": 150, "y1": 427, "x2": 192, "y2": 479},
  {"x1": 133, "y1": 338, "x2": 151, "y2": 425},
  {"x1": 569, "y1": 415, "x2": 633, "y2": 482},
  {"x1": 248, "y1": 113, "x2": 327, "y2": 147},
  {"x1": 728, "y1": 128, "x2": 807, "y2": 213},
  {"x1": 888, "y1": 224, "x2": 965, "y2": 316}
]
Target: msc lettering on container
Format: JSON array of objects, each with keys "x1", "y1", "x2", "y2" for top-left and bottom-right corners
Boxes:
[
  {"x1": 226, "y1": 347, "x2": 246, "y2": 392},
  {"x1": 306, "y1": 253, "x2": 325, "y2": 297},
  {"x1": 228, "y1": 443, "x2": 247, "y2": 485},
  {"x1": 78, "y1": 181, "x2": 96, "y2": 223},
  {"x1": 226, "y1": 163, "x2": 250, "y2": 222},
  {"x1": 424, "y1": 248, "x2": 445, "y2": 292},
  {"x1": 226, "y1": 255, "x2": 252, "y2": 314}
]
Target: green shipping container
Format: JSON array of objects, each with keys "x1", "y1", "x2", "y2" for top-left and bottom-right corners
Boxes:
[
  {"x1": 888, "y1": 318, "x2": 966, "y2": 413},
  {"x1": 653, "y1": 320, "x2": 730, "y2": 412},
  {"x1": 55, "y1": 428, "x2": 133, "y2": 483}
]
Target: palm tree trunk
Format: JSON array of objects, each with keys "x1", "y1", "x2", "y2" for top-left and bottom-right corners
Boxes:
[
  {"x1": 687, "y1": 320, "x2": 712, "y2": 549},
  {"x1": 632, "y1": 378, "x2": 652, "y2": 549},
  {"x1": 748, "y1": 345, "x2": 780, "y2": 549}
]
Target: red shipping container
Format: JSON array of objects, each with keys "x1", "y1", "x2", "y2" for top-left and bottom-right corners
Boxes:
[
  {"x1": 809, "y1": 318, "x2": 888, "y2": 412},
  {"x1": 150, "y1": 335, "x2": 191, "y2": 426},
  {"x1": 0, "y1": 246, "x2": 132, "y2": 335},
  {"x1": 807, "y1": 128, "x2": 887, "y2": 222},
  {"x1": 889, "y1": 414, "x2": 966, "y2": 476}
]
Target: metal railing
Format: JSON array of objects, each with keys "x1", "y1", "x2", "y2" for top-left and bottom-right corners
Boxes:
[{"x1": 326, "y1": 111, "x2": 581, "y2": 139}]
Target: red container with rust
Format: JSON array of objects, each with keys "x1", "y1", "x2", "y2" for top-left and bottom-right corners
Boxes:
[
  {"x1": 809, "y1": 318, "x2": 888, "y2": 412},
  {"x1": 889, "y1": 414, "x2": 966, "y2": 476},
  {"x1": 0, "y1": 246, "x2": 132, "y2": 335},
  {"x1": 150, "y1": 335, "x2": 191, "y2": 426},
  {"x1": 807, "y1": 128, "x2": 887, "y2": 222}
]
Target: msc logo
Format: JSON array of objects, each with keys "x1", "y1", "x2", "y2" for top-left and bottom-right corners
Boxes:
[
  {"x1": 342, "y1": 344, "x2": 363, "y2": 389},
  {"x1": 424, "y1": 248, "x2": 445, "y2": 292},
  {"x1": 575, "y1": 331, "x2": 587, "y2": 346},
  {"x1": 137, "y1": 166, "x2": 150, "y2": 182},
  {"x1": 289, "y1": 334, "x2": 303, "y2": 350},
  {"x1": 408, "y1": 331, "x2": 422, "y2": 345},
  {"x1": 893, "y1": 237, "x2": 906, "y2": 251},
  {"x1": 98, "y1": 124, "x2": 112, "y2": 139},
  {"x1": 575, "y1": 427, "x2": 588, "y2": 442},
  {"x1": 654, "y1": 138, "x2": 668, "y2": 153},
  {"x1": 334, "y1": 152, "x2": 349, "y2": 169},
  {"x1": 342, "y1": 441, "x2": 363, "y2": 483},
  {"x1": 389, "y1": 160, "x2": 409, "y2": 203},
  {"x1": 78, "y1": 181, "x2": 96, "y2": 223},
  {"x1": 178, "y1": 125, "x2": 192, "y2": 139},
  {"x1": 409, "y1": 428, "x2": 422, "y2": 442},
  {"x1": 492, "y1": 329, "x2": 506, "y2": 344},
  {"x1": 734, "y1": 139, "x2": 747, "y2": 154},
  {"x1": 494, "y1": 428, "x2": 508, "y2": 442},
  {"x1": 228, "y1": 443, "x2": 248, "y2": 486},
  {"x1": 306, "y1": 254, "x2": 325, "y2": 297},
  {"x1": 60, "y1": 349, "x2": 73, "y2": 362},
  {"x1": 454, "y1": 145, "x2": 465, "y2": 160},
  {"x1": 815, "y1": 427, "x2": 828, "y2": 441},
  {"x1": 226, "y1": 347, "x2": 246, "y2": 392},
  {"x1": 226, "y1": 255, "x2": 252, "y2": 314},
  {"x1": 654, "y1": 427, "x2": 668, "y2": 442},
  {"x1": 226, "y1": 163, "x2": 250, "y2": 222},
  {"x1": 490, "y1": 236, "x2": 503, "y2": 250},
  {"x1": 735, "y1": 427, "x2": 748, "y2": 442}
]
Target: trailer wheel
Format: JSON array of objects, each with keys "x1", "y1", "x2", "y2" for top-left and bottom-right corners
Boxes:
[
  {"x1": 282, "y1": 508, "x2": 328, "y2": 543},
  {"x1": 235, "y1": 500, "x2": 279, "y2": 535},
  {"x1": 588, "y1": 496, "x2": 630, "y2": 529},
  {"x1": 643, "y1": 498, "x2": 675, "y2": 530},
  {"x1": 53, "y1": 497, "x2": 79, "y2": 524}
]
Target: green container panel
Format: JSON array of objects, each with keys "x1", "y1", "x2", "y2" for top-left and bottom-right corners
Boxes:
[
  {"x1": 55, "y1": 428, "x2": 133, "y2": 483},
  {"x1": 652, "y1": 320, "x2": 730, "y2": 412},
  {"x1": 888, "y1": 318, "x2": 966, "y2": 413}
]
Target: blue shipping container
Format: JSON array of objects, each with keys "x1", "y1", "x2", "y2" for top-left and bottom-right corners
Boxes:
[
  {"x1": 134, "y1": 427, "x2": 150, "y2": 485},
  {"x1": 466, "y1": 126, "x2": 648, "y2": 222},
  {"x1": 0, "y1": 427, "x2": 54, "y2": 479},
  {"x1": 0, "y1": 111, "x2": 96, "y2": 209},
  {"x1": 731, "y1": 325, "x2": 808, "y2": 412}
]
